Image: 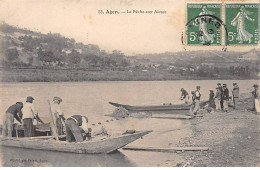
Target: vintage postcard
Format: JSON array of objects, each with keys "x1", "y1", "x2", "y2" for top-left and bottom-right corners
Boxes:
[{"x1": 0, "y1": 0, "x2": 259, "y2": 167}]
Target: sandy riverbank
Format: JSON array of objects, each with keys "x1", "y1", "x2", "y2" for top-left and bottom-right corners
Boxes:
[{"x1": 171, "y1": 94, "x2": 260, "y2": 167}]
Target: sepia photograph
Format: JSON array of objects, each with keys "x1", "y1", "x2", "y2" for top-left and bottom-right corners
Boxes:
[{"x1": 0, "y1": 0, "x2": 259, "y2": 167}]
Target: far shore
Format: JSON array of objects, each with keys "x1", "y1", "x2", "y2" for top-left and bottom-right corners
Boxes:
[{"x1": 0, "y1": 68, "x2": 259, "y2": 82}]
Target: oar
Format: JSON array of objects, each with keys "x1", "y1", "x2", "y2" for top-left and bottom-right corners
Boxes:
[{"x1": 47, "y1": 100, "x2": 59, "y2": 141}]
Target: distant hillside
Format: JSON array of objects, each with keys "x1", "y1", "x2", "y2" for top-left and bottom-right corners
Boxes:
[
  {"x1": 0, "y1": 22, "x2": 131, "y2": 69},
  {"x1": 0, "y1": 22, "x2": 259, "y2": 81},
  {"x1": 136, "y1": 50, "x2": 260, "y2": 65}
]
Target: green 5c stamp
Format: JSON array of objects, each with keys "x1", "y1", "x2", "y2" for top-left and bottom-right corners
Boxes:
[
  {"x1": 225, "y1": 4, "x2": 259, "y2": 45},
  {"x1": 186, "y1": 3, "x2": 222, "y2": 45}
]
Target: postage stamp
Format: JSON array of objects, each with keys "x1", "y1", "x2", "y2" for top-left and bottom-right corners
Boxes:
[
  {"x1": 225, "y1": 3, "x2": 259, "y2": 45},
  {"x1": 186, "y1": 3, "x2": 222, "y2": 45}
]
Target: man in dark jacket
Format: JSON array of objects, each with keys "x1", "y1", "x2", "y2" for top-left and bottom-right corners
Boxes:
[
  {"x1": 222, "y1": 84, "x2": 229, "y2": 112},
  {"x1": 2, "y1": 102, "x2": 23, "y2": 137},
  {"x1": 65, "y1": 115, "x2": 90, "y2": 142},
  {"x1": 217, "y1": 83, "x2": 224, "y2": 110},
  {"x1": 208, "y1": 90, "x2": 215, "y2": 108},
  {"x1": 252, "y1": 84, "x2": 259, "y2": 112},
  {"x1": 232, "y1": 83, "x2": 239, "y2": 109}
]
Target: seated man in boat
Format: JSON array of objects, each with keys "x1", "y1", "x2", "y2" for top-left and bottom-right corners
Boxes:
[
  {"x1": 180, "y1": 88, "x2": 189, "y2": 104},
  {"x1": 22, "y1": 96, "x2": 38, "y2": 137},
  {"x1": 65, "y1": 115, "x2": 90, "y2": 142},
  {"x1": 51, "y1": 96, "x2": 65, "y2": 135},
  {"x1": 2, "y1": 102, "x2": 23, "y2": 137}
]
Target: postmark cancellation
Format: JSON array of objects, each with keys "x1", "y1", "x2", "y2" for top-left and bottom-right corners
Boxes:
[{"x1": 185, "y1": 1, "x2": 259, "y2": 46}]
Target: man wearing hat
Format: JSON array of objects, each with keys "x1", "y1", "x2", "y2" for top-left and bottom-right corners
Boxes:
[
  {"x1": 215, "y1": 87, "x2": 222, "y2": 111},
  {"x1": 190, "y1": 86, "x2": 201, "y2": 115},
  {"x1": 195, "y1": 86, "x2": 201, "y2": 100},
  {"x1": 252, "y1": 84, "x2": 259, "y2": 112},
  {"x1": 2, "y1": 102, "x2": 23, "y2": 137},
  {"x1": 65, "y1": 115, "x2": 90, "y2": 142},
  {"x1": 232, "y1": 83, "x2": 239, "y2": 109},
  {"x1": 22, "y1": 96, "x2": 38, "y2": 137},
  {"x1": 222, "y1": 84, "x2": 229, "y2": 112},
  {"x1": 51, "y1": 96, "x2": 65, "y2": 135},
  {"x1": 217, "y1": 83, "x2": 224, "y2": 109}
]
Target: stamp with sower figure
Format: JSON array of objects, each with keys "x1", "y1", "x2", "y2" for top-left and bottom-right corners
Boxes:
[
  {"x1": 186, "y1": 3, "x2": 222, "y2": 45},
  {"x1": 225, "y1": 3, "x2": 259, "y2": 45}
]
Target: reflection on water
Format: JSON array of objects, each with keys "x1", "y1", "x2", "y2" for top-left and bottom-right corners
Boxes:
[{"x1": 0, "y1": 146, "x2": 135, "y2": 167}]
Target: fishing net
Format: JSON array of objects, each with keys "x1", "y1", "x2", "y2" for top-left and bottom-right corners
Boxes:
[{"x1": 111, "y1": 106, "x2": 129, "y2": 118}]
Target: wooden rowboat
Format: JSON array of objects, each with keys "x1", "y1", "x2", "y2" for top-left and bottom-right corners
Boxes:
[
  {"x1": 109, "y1": 101, "x2": 209, "y2": 112},
  {"x1": 0, "y1": 130, "x2": 152, "y2": 154}
]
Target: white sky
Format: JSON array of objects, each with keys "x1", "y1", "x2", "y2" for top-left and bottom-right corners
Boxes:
[{"x1": 0, "y1": 0, "x2": 259, "y2": 55}]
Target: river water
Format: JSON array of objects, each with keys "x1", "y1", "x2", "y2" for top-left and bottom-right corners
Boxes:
[{"x1": 0, "y1": 80, "x2": 258, "y2": 166}]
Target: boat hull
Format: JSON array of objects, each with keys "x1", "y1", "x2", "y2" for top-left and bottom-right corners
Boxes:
[
  {"x1": 109, "y1": 101, "x2": 209, "y2": 112},
  {"x1": 0, "y1": 130, "x2": 152, "y2": 154}
]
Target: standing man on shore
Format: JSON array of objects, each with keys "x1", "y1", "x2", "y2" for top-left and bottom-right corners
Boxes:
[
  {"x1": 192, "y1": 86, "x2": 201, "y2": 115},
  {"x1": 208, "y1": 89, "x2": 215, "y2": 108},
  {"x1": 252, "y1": 84, "x2": 259, "y2": 113},
  {"x1": 222, "y1": 84, "x2": 229, "y2": 112},
  {"x1": 215, "y1": 87, "x2": 222, "y2": 111},
  {"x1": 232, "y1": 83, "x2": 240, "y2": 109},
  {"x1": 22, "y1": 96, "x2": 38, "y2": 137},
  {"x1": 2, "y1": 102, "x2": 23, "y2": 137},
  {"x1": 217, "y1": 83, "x2": 224, "y2": 110}
]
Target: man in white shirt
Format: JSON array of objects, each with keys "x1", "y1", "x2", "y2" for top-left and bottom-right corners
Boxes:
[
  {"x1": 52, "y1": 96, "x2": 65, "y2": 135},
  {"x1": 22, "y1": 96, "x2": 37, "y2": 137}
]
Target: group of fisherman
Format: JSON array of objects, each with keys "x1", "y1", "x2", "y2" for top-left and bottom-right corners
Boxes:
[
  {"x1": 180, "y1": 83, "x2": 259, "y2": 115},
  {"x1": 2, "y1": 83, "x2": 259, "y2": 142},
  {"x1": 2, "y1": 96, "x2": 90, "y2": 143}
]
